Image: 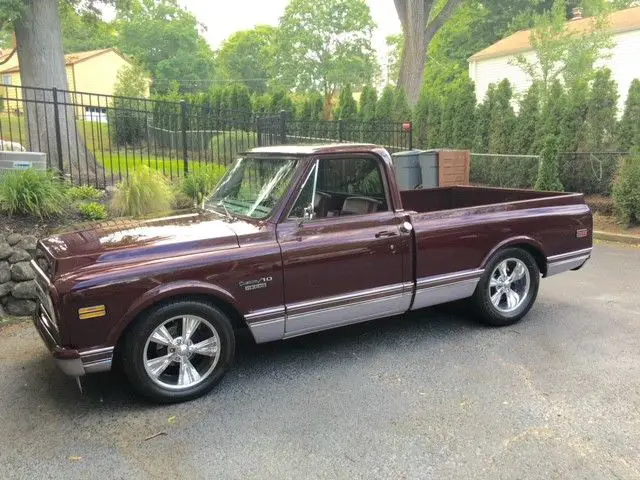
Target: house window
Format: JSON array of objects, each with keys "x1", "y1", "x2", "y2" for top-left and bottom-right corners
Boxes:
[{"x1": 2, "y1": 74, "x2": 12, "y2": 85}]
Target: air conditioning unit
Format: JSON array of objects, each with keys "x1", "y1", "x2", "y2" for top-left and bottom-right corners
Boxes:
[{"x1": 0, "y1": 151, "x2": 47, "y2": 173}]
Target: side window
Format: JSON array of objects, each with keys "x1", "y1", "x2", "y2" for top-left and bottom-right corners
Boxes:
[
  {"x1": 289, "y1": 156, "x2": 389, "y2": 220},
  {"x1": 317, "y1": 157, "x2": 388, "y2": 212}
]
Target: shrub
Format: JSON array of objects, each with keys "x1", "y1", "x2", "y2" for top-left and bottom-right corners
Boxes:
[
  {"x1": 0, "y1": 169, "x2": 68, "y2": 218},
  {"x1": 179, "y1": 165, "x2": 226, "y2": 206},
  {"x1": 535, "y1": 136, "x2": 564, "y2": 192},
  {"x1": 110, "y1": 166, "x2": 174, "y2": 217},
  {"x1": 79, "y1": 202, "x2": 108, "y2": 221},
  {"x1": 67, "y1": 185, "x2": 104, "y2": 202},
  {"x1": 612, "y1": 150, "x2": 640, "y2": 226}
]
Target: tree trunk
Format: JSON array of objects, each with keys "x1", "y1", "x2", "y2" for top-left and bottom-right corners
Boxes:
[
  {"x1": 394, "y1": 0, "x2": 464, "y2": 106},
  {"x1": 14, "y1": 0, "x2": 104, "y2": 186},
  {"x1": 396, "y1": 0, "x2": 427, "y2": 106}
]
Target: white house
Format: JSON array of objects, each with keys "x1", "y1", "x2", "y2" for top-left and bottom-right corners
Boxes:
[{"x1": 468, "y1": 5, "x2": 640, "y2": 113}]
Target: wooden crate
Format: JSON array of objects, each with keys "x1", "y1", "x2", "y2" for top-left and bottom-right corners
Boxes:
[{"x1": 438, "y1": 150, "x2": 470, "y2": 186}]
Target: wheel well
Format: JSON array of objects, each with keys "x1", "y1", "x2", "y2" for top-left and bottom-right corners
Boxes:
[
  {"x1": 113, "y1": 293, "x2": 247, "y2": 362},
  {"x1": 510, "y1": 243, "x2": 547, "y2": 276}
]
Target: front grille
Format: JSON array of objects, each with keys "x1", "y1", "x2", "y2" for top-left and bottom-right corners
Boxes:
[{"x1": 31, "y1": 260, "x2": 57, "y2": 329}]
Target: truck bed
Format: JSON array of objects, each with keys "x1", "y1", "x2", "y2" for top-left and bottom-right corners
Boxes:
[
  {"x1": 401, "y1": 185, "x2": 592, "y2": 312},
  {"x1": 400, "y1": 185, "x2": 577, "y2": 213}
]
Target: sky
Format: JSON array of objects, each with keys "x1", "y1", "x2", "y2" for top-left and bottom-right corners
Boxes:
[{"x1": 180, "y1": 0, "x2": 402, "y2": 62}]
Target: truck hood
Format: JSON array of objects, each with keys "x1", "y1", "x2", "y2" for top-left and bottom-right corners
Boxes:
[{"x1": 39, "y1": 211, "x2": 241, "y2": 277}]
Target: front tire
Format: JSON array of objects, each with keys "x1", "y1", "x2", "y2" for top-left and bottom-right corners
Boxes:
[
  {"x1": 473, "y1": 248, "x2": 540, "y2": 327},
  {"x1": 121, "y1": 300, "x2": 235, "y2": 403}
]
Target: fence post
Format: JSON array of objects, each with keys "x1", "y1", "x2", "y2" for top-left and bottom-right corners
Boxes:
[
  {"x1": 256, "y1": 116, "x2": 262, "y2": 147},
  {"x1": 338, "y1": 119, "x2": 343, "y2": 142},
  {"x1": 180, "y1": 100, "x2": 189, "y2": 175},
  {"x1": 408, "y1": 121, "x2": 413, "y2": 150},
  {"x1": 51, "y1": 88, "x2": 64, "y2": 174},
  {"x1": 279, "y1": 110, "x2": 287, "y2": 144}
]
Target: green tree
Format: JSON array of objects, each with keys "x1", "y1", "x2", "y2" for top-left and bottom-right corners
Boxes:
[
  {"x1": 489, "y1": 80, "x2": 515, "y2": 154},
  {"x1": 358, "y1": 86, "x2": 377, "y2": 122},
  {"x1": 111, "y1": 63, "x2": 149, "y2": 146},
  {"x1": 473, "y1": 86, "x2": 494, "y2": 154},
  {"x1": 511, "y1": 83, "x2": 542, "y2": 187},
  {"x1": 512, "y1": 83, "x2": 542, "y2": 155},
  {"x1": 414, "y1": 90, "x2": 430, "y2": 148},
  {"x1": 376, "y1": 85, "x2": 395, "y2": 121},
  {"x1": 215, "y1": 25, "x2": 277, "y2": 94},
  {"x1": 471, "y1": 85, "x2": 495, "y2": 185},
  {"x1": 535, "y1": 135, "x2": 564, "y2": 191},
  {"x1": 393, "y1": 88, "x2": 412, "y2": 123},
  {"x1": 116, "y1": 0, "x2": 216, "y2": 94},
  {"x1": 618, "y1": 80, "x2": 640, "y2": 151},
  {"x1": 612, "y1": 149, "x2": 640, "y2": 226},
  {"x1": 540, "y1": 80, "x2": 568, "y2": 144},
  {"x1": 488, "y1": 80, "x2": 517, "y2": 186},
  {"x1": 335, "y1": 84, "x2": 358, "y2": 121},
  {"x1": 276, "y1": 0, "x2": 378, "y2": 113},
  {"x1": 440, "y1": 93, "x2": 455, "y2": 147},
  {"x1": 60, "y1": 2, "x2": 116, "y2": 53},
  {"x1": 450, "y1": 76, "x2": 476, "y2": 150},
  {"x1": 584, "y1": 68, "x2": 618, "y2": 152},
  {"x1": 251, "y1": 93, "x2": 271, "y2": 116},
  {"x1": 512, "y1": 0, "x2": 613, "y2": 100},
  {"x1": 562, "y1": 80, "x2": 590, "y2": 152},
  {"x1": 269, "y1": 89, "x2": 294, "y2": 116}
]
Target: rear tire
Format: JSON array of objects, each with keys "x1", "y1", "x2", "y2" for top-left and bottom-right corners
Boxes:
[
  {"x1": 473, "y1": 248, "x2": 540, "y2": 327},
  {"x1": 121, "y1": 300, "x2": 235, "y2": 404}
]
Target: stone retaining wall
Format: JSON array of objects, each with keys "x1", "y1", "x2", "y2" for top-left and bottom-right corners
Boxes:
[{"x1": 0, "y1": 233, "x2": 39, "y2": 317}]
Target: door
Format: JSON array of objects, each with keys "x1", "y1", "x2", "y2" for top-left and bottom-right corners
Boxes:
[{"x1": 277, "y1": 154, "x2": 412, "y2": 337}]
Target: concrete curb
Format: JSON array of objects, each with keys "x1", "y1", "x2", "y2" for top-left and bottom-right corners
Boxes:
[{"x1": 594, "y1": 230, "x2": 640, "y2": 246}]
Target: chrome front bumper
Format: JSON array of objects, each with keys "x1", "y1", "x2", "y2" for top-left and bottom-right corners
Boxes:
[{"x1": 32, "y1": 305, "x2": 113, "y2": 377}]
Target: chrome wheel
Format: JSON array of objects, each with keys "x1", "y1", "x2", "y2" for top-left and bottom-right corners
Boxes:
[
  {"x1": 143, "y1": 315, "x2": 221, "y2": 390},
  {"x1": 489, "y1": 258, "x2": 531, "y2": 314}
]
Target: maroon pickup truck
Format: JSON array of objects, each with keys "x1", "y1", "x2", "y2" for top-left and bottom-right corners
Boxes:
[{"x1": 31, "y1": 144, "x2": 592, "y2": 402}]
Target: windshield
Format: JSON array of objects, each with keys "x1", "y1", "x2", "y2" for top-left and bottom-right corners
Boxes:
[{"x1": 205, "y1": 156, "x2": 299, "y2": 219}]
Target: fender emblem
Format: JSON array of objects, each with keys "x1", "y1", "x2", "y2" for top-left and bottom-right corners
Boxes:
[{"x1": 239, "y1": 277, "x2": 273, "y2": 291}]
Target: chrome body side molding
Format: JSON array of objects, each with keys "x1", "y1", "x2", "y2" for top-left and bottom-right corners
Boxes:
[
  {"x1": 284, "y1": 287, "x2": 411, "y2": 339},
  {"x1": 248, "y1": 317, "x2": 286, "y2": 344},
  {"x1": 247, "y1": 273, "x2": 487, "y2": 344},
  {"x1": 412, "y1": 269, "x2": 484, "y2": 310},
  {"x1": 545, "y1": 247, "x2": 592, "y2": 277}
]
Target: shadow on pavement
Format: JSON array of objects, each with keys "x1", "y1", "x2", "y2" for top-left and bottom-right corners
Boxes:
[{"x1": 19, "y1": 303, "x2": 481, "y2": 413}]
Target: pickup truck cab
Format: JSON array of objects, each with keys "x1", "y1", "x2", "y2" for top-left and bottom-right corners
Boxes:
[{"x1": 31, "y1": 144, "x2": 593, "y2": 403}]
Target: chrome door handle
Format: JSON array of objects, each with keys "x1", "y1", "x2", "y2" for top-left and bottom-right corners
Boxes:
[{"x1": 375, "y1": 230, "x2": 398, "y2": 238}]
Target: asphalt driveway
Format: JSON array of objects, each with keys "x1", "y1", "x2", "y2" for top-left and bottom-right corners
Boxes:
[{"x1": 0, "y1": 243, "x2": 639, "y2": 479}]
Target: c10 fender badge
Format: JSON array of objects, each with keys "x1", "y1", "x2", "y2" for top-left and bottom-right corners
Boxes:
[{"x1": 239, "y1": 277, "x2": 273, "y2": 291}]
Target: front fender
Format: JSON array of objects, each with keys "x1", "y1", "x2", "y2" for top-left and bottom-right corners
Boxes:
[{"x1": 106, "y1": 280, "x2": 240, "y2": 344}]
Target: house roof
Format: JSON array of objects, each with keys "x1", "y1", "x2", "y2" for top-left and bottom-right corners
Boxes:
[
  {"x1": 469, "y1": 6, "x2": 640, "y2": 62},
  {"x1": 0, "y1": 47, "x2": 127, "y2": 74}
]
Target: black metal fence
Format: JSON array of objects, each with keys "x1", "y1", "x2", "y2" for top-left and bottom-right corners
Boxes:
[
  {"x1": 257, "y1": 113, "x2": 413, "y2": 153},
  {"x1": 0, "y1": 83, "x2": 412, "y2": 187}
]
